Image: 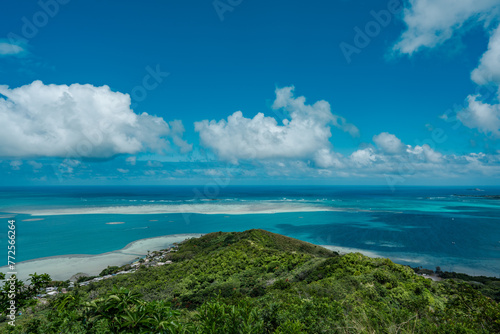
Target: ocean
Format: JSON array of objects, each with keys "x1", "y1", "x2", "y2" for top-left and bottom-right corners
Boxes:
[{"x1": 1, "y1": 186, "x2": 499, "y2": 278}]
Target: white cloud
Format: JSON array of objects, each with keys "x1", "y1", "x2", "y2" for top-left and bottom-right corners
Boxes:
[
  {"x1": 194, "y1": 86, "x2": 357, "y2": 166},
  {"x1": 471, "y1": 24, "x2": 500, "y2": 85},
  {"x1": 393, "y1": 0, "x2": 500, "y2": 138},
  {"x1": 350, "y1": 148, "x2": 377, "y2": 166},
  {"x1": 0, "y1": 81, "x2": 191, "y2": 158},
  {"x1": 0, "y1": 42, "x2": 25, "y2": 56},
  {"x1": 457, "y1": 95, "x2": 500, "y2": 136},
  {"x1": 406, "y1": 144, "x2": 443, "y2": 163},
  {"x1": 423, "y1": 146, "x2": 444, "y2": 163},
  {"x1": 272, "y1": 86, "x2": 360, "y2": 137},
  {"x1": 368, "y1": 133, "x2": 443, "y2": 166},
  {"x1": 55, "y1": 159, "x2": 81, "y2": 175},
  {"x1": 117, "y1": 168, "x2": 129, "y2": 173},
  {"x1": 393, "y1": 0, "x2": 499, "y2": 55},
  {"x1": 373, "y1": 132, "x2": 404, "y2": 154},
  {"x1": 248, "y1": 146, "x2": 499, "y2": 181},
  {"x1": 463, "y1": 152, "x2": 486, "y2": 163},
  {"x1": 168, "y1": 120, "x2": 193, "y2": 153},
  {"x1": 313, "y1": 149, "x2": 344, "y2": 168},
  {"x1": 463, "y1": 22, "x2": 500, "y2": 137}
]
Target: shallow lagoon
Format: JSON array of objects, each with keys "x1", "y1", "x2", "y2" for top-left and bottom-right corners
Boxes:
[{"x1": 1, "y1": 186, "x2": 499, "y2": 279}]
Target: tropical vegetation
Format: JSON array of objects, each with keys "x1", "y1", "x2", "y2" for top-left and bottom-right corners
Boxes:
[{"x1": 1, "y1": 229, "x2": 499, "y2": 333}]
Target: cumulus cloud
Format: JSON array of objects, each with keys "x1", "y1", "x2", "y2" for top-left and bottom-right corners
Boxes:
[
  {"x1": 272, "y1": 86, "x2": 360, "y2": 137},
  {"x1": 313, "y1": 149, "x2": 344, "y2": 169},
  {"x1": 370, "y1": 132, "x2": 443, "y2": 165},
  {"x1": 406, "y1": 144, "x2": 443, "y2": 163},
  {"x1": 471, "y1": 25, "x2": 500, "y2": 86},
  {"x1": 0, "y1": 81, "x2": 191, "y2": 158},
  {"x1": 393, "y1": 0, "x2": 499, "y2": 55},
  {"x1": 373, "y1": 132, "x2": 404, "y2": 154},
  {"x1": 462, "y1": 23, "x2": 500, "y2": 137},
  {"x1": 458, "y1": 95, "x2": 500, "y2": 136},
  {"x1": 194, "y1": 86, "x2": 357, "y2": 166},
  {"x1": 350, "y1": 148, "x2": 378, "y2": 166}
]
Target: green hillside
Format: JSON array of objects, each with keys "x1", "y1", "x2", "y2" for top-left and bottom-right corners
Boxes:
[{"x1": 2, "y1": 229, "x2": 500, "y2": 333}]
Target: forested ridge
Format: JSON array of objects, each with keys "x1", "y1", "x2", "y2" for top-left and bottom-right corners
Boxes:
[{"x1": 1, "y1": 229, "x2": 499, "y2": 333}]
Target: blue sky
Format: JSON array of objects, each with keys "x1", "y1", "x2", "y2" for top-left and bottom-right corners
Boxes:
[{"x1": 1, "y1": 0, "x2": 500, "y2": 185}]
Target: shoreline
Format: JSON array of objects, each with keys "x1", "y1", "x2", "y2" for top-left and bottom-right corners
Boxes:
[
  {"x1": 0, "y1": 233, "x2": 203, "y2": 281},
  {"x1": 2, "y1": 233, "x2": 498, "y2": 281},
  {"x1": 322, "y1": 245, "x2": 500, "y2": 278}
]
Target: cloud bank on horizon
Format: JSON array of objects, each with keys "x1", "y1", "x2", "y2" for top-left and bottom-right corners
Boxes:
[{"x1": 1, "y1": 80, "x2": 496, "y2": 184}]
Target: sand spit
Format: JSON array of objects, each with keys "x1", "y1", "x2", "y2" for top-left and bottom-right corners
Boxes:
[{"x1": 0, "y1": 233, "x2": 203, "y2": 281}]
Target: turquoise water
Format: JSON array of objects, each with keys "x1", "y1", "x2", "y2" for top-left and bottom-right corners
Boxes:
[{"x1": 1, "y1": 186, "x2": 499, "y2": 276}]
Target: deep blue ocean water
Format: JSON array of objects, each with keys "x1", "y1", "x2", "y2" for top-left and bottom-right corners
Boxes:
[{"x1": 1, "y1": 186, "x2": 499, "y2": 277}]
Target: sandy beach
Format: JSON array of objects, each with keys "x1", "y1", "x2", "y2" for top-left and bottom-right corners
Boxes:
[{"x1": 0, "y1": 233, "x2": 203, "y2": 281}]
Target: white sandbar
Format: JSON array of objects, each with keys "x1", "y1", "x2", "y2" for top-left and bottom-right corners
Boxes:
[{"x1": 10, "y1": 203, "x2": 338, "y2": 216}]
